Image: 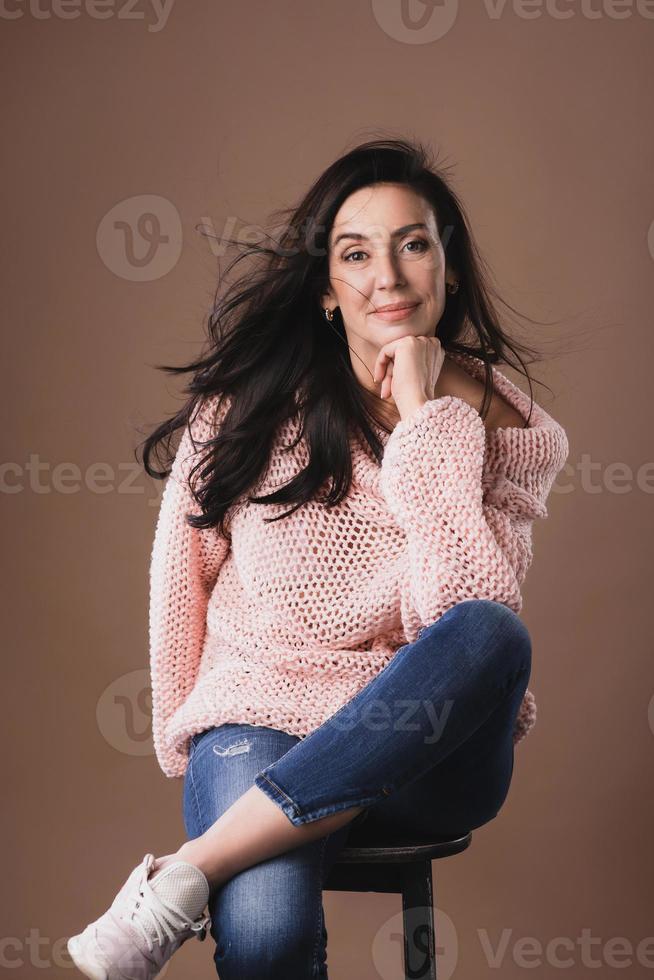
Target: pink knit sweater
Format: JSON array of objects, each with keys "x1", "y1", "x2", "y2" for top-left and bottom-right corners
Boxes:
[{"x1": 148, "y1": 351, "x2": 569, "y2": 778}]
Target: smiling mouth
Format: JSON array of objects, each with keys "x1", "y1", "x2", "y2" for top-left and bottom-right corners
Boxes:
[
  {"x1": 371, "y1": 302, "x2": 421, "y2": 318},
  {"x1": 372, "y1": 301, "x2": 419, "y2": 313},
  {"x1": 380, "y1": 304, "x2": 416, "y2": 312}
]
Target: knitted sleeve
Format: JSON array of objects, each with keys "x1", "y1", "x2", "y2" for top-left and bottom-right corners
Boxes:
[
  {"x1": 378, "y1": 394, "x2": 569, "y2": 643},
  {"x1": 148, "y1": 394, "x2": 231, "y2": 778}
]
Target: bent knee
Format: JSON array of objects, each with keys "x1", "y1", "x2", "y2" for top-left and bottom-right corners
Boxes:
[{"x1": 444, "y1": 599, "x2": 532, "y2": 671}]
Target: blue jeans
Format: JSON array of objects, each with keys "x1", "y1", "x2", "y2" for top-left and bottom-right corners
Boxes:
[{"x1": 182, "y1": 598, "x2": 532, "y2": 978}]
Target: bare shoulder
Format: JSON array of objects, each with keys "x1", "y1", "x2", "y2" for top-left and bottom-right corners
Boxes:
[{"x1": 436, "y1": 356, "x2": 527, "y2": 431}]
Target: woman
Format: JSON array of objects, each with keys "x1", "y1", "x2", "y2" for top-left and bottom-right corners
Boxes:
[{"x1": 68, "y1": 138, "x2": 569, "y2": 979}]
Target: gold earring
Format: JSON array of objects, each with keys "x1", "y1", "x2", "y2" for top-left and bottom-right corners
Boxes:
[
  {"x1": 323, "y1": 307, "x2": 334, "y2": 321},
  {"x1": 446, "y1": 281, "x2": 460, "y2": 295}
]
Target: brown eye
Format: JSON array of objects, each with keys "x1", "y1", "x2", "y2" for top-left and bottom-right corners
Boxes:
[{"x1": 404, "y1": 239, "x2": 428, "y2": 253}]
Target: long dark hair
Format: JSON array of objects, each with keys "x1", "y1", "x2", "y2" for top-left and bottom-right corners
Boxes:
[{"x1": 139, "y1": 137, "x2": 556, "y2": 541}]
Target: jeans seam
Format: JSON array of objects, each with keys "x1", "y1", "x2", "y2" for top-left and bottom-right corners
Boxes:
[
  {"x1": 188, "y1": 756, "x2": 206, "y2": 837},
  {"x1": 256, "y1": 771, "x2": 301, "y2": 814}
]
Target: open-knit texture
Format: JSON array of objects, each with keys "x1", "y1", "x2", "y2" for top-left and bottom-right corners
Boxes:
[{"x1": 148, "y1": 351, "x2": 569, "y2": 778}]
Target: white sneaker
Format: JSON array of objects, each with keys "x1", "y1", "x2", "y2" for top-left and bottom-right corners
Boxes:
[{"x1": 67, "y1": 852, "x2": 211, "y2": 980}]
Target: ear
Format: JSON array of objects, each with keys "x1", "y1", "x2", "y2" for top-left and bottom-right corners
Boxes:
[
  {"x1": 320, "y1": 287, "x2": 336, "y2": 309},
  {"x1": 444, "y1": 264, "x2": 459, "y2": 287}
]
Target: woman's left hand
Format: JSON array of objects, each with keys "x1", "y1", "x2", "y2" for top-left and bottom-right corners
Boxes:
[{"x1": 373, "y1": 335, "x2": 446, "y2": 421}]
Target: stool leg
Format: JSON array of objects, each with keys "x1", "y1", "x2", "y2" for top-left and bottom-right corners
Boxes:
[{"x1": 400, "y1": 860, "x2": 437, "y2": 980}]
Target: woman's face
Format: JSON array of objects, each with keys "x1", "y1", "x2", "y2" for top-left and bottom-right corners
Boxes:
[{"x1": 321, "y1": 182, "x2": 455, "y2": 376}]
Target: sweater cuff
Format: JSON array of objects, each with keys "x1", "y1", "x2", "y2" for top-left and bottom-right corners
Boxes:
[
  {"x1": 388, "y1": 394, "x2": 485, "y2": 449},
  {"x1": 379, "y1": 395, "x2": 487, "y2": 521}
]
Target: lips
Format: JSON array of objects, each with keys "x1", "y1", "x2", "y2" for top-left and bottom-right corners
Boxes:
[
  {"x1": 371, "y1": 302, "x2": 421, "y2": 322},
  {"x1": 373, "y1": 301, "x2": 419, "y2": 313}
]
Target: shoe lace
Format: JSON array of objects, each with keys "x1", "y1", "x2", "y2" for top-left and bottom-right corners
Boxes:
[{"x1": 125, "y1": 861, "x2": 208, "y2": 953}]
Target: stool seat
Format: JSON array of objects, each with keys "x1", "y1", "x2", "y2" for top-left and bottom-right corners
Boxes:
[
  {"x1": 323, "y1": 827, "x2": 472, "y2": 979},
  {"x1": 332, "y1": 830, "x2": 472, "y2": 863}
]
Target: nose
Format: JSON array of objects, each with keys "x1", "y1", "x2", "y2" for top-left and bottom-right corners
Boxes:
[
  {"x1": 375, "y1": 255, "x2": 405, "y2": 290},
  {"x1": 372, "y1": 249, "x2": 406, "y2": 290}
]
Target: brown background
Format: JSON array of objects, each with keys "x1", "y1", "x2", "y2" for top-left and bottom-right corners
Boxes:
[{"x1": 3, "y1": 2, "x2": 653, "y2": 978}]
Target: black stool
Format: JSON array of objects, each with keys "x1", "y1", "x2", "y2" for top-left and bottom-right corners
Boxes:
[{"x1": 323, "y1": 824, "x2": 472, "y2": 979}]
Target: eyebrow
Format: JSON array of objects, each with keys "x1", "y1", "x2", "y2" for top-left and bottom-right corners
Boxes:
[{"x1": 331, "y1": 222, "x2": 428, "y2": 248}]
